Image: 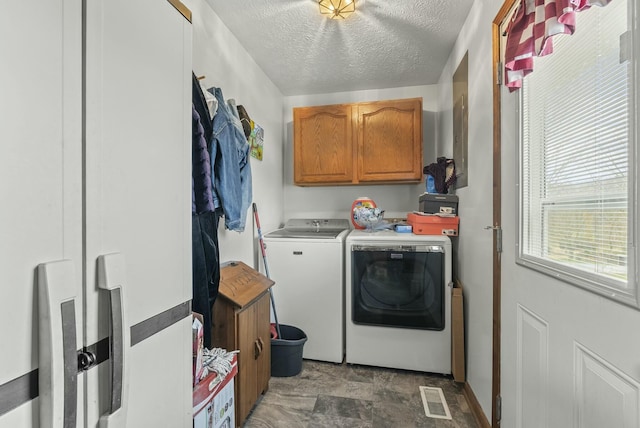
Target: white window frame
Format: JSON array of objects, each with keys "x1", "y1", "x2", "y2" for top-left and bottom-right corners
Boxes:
[{"x1": 515, "y1": 0, "x2": 639, "y2": 309}]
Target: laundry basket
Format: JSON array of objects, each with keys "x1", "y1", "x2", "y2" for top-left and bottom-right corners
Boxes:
[{"x1": 270, "y1": 324, "x2": 307, "y2": 377}]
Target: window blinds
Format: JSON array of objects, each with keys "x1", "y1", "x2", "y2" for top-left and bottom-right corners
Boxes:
[{"x1": 520, "y1": 0, "x2": 630, "y2": 290}]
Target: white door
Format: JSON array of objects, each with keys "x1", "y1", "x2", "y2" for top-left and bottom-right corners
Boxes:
[
  {"x1": 0, "y1": 0, "x2": 83, "y2": 426},
  {"x1": 84, "y1": 0, "x2": 192, "y2": 426},
  {"x1": 499, "y1": 1, "x2": 640, "y2": 427},
  {"x1": 0, "y1": 0, "x2": 192, "y2": 426}
]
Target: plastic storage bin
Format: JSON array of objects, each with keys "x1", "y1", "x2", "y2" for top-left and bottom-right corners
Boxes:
[{"x1": 407, "y1": 212, "x2": 460, "y2": 236}]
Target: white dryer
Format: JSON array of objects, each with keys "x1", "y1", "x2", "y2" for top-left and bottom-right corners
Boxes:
[
  {"x1": 263, "y1": 219, "x2": 350, "y2": 363},
  {"x1": 345, "y1": 229, "x2": 452, "y2": 373}
]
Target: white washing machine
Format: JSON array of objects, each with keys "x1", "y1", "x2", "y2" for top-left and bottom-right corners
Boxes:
[
  {"x1": 263, "y1": 219, "x2": 350, "y2": 363},
  {"x1": 345, "y1": 229, "x2": 452, "y2": 374}
]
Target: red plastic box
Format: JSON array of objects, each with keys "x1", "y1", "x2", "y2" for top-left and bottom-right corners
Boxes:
[{"x1": 407, "y1": 213, "x2": 459, "y2": 236}]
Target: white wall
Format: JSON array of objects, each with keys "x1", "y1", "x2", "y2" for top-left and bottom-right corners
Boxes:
[
  {"x1": 283, "y1": 86, "x2": 439, "y2": 222},
  {"x1": 184, "y1": 0, "x2": 285, "y2": 268},
  {"x1": 437, "y1": 0, "x2": 503, "y2": 418}
]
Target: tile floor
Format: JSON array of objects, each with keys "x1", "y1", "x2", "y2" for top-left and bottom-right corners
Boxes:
[{"x1": 243, "y1": 360, "x2": 479, "y2": 428}]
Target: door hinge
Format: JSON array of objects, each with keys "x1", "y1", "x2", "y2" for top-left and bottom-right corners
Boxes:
[
  {"x1": 484, "y1": 225, "x2": 502, "y2": 253},
  {"x1": 496, "y1": 61, "x2": 503, "y2": 86},
  {"x1": 496, "y1": 394, "x2": 502, "y2": 422},
  {"x1": 620, "y1": 30, "x2": 631, "y2": 64}
]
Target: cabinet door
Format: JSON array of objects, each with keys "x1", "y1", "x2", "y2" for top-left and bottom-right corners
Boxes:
[
  {"x1": 236, "y1": 304, "x2": 259, "y2": 425},
  {"x1": 357, "y1": 98, "x2": 423, "y2": 183},
  {"x1": 235, "y1": 293, "x2": 270, "y2": 426},
  {"x1": 293, "y1": 105, "x2": 355, "y2": 185},
  {"x1": 254, "y1": 294, "x2": 271, "y2": 395},
  {"x1": 0, "y1": 0, "x2": 83, "y2": 426},
  {"x1": 84, "y1": 0, "x2": 192, "y2": 426}
]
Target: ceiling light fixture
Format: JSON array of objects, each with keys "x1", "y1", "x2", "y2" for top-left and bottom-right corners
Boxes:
[{"x1": 318, "y1": 0, "x2": 356, "y2": 19}]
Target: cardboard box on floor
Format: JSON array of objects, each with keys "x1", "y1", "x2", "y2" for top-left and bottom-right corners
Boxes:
[
  {"x1": 193, "y1": 354, "x2": 238, "y2": 428},
  {"x1": 452, "y1": 282, "x2": 465, "y2": 383}
]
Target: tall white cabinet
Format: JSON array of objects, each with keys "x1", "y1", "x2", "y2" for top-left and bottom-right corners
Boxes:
[{"x1": 0, "y1": 0, "x2": 193, "y2": 426}]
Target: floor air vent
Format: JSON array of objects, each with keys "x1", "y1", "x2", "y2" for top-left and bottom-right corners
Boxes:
[{"x1": 419, "y1": 386, "x2": 452, "y2": 420}]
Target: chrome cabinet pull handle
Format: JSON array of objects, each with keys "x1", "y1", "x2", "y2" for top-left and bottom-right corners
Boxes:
[
  {"x1": 37, "y1": 260, "x2": 78, "y2": 428},
  {"x1": 98, "y1": 253, "x2": 130, "y2": 428}
]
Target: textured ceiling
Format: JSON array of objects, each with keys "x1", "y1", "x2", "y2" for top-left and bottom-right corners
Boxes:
[{"x1": 204, "y1": 0, "x2": 474, "y2": 96}]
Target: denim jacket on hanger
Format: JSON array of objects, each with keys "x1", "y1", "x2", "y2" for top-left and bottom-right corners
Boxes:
[{"x1": 209, "y1": 87, "x2": 252, "y2": 232}]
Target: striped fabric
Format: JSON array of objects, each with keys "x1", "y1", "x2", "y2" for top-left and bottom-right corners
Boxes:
[{"x1": 504, "y1": 0, "x2": 613, "y2": 91}]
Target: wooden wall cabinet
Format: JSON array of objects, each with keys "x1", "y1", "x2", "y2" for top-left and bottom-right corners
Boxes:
[
  {"x1": 357, "y1": 98, "x2": 423, "y2": 183},
  {"x1": 293, "y1": 98, "x2": 423, "y2": 186},
  {"x1": 211, "y1": 262, "x2": 274, "y2": 427},
  {"x1": 293, "y1": 103, "x2": 355, "y2": 185}
]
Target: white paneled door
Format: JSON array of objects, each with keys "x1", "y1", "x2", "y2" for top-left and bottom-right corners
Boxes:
[
  {"x1": 0, "y1": 0, "x2": 193, "y2": 427},
  {"x1": 498, "y1": 1, "x2": 640, "y2": 427}
]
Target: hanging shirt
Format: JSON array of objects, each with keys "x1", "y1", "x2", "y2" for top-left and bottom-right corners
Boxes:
[
  {"x1": 209, "y1": 87, "x2": 253, "y2": 232},
  {"x1": 200, "y1": 81, "x2": 217, "y2": 119}
]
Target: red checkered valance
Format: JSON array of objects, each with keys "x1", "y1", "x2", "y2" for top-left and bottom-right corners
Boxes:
[{"x1": 504, "y1": 0, "x2": 613, "y2": 91}]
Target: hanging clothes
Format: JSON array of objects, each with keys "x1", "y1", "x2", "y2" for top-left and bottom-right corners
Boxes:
[
  {"x1": 191, "y1": 210, "x2": 220, "y2": 349},
  {"x1": 236, "y1": 105, "x2": 253, "y2": 139},
  {"x1": 200, "y1": 81, "x2": 217, "y2": 120},
  {"x1": 192, "y1": 106, "x2": 215, "y2": 214},
  {"x1": 192, "y1": 73, "x2": 213, "y2": 146},
  {"x1": 191, "y1": 102, "x2": 220, "y2": 349},
  {"x1": 226, "y1": 98, "x2": 239, "y2": 121},
  {"x1": 209, "y1": 87, "x2": 253, "y2": 232}
]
